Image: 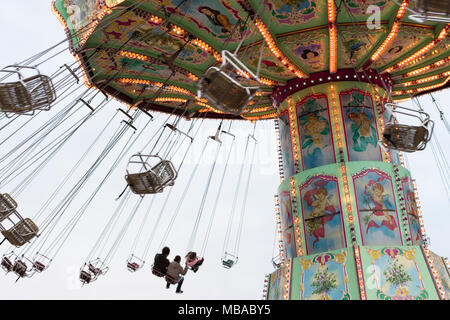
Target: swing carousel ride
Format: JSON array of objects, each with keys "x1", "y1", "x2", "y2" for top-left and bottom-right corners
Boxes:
[{"x1": 1, "y1": 0, "x2": 450, "y2": 300}]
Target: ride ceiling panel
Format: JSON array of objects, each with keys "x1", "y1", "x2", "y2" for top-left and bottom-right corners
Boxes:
[
  {"x1": 247, "y1": 0, "x2": 328, "y2": 34},
  {"x1": 89, "y1": 50, "x2": 198, "y2": 85},
  {"x1": 238, "y1": 42, "x2": 296, "y2": 81},
  {"x1": 371, "y1": 25, "x2": 435, "y2": 70},
  {"x1": 277, "y1": 27, "x2": 330, "y2": 74},
  {"x1": 337, "y1": 24, "x2": 388, "y2": 70},
  {"x1": 85, "y1": 9, "x2": 215, "y2": 72}
]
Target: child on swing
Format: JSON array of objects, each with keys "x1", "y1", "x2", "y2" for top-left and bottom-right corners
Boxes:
[{"x1": 185, "y1": 251, "x2": 204, "y2": 273}]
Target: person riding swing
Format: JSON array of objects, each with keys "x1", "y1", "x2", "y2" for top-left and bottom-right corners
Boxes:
[
  {"x1": 152, "y1": 246, "x2": 170, "y2": 277},
  {"x1": 185, "y1": 251, "x2": 204, "y2": 273},
  {"x1": 165, "y1": 255, "x2": 188, "y2": 294}
]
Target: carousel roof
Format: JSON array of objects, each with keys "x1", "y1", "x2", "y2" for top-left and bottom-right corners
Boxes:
[{"x1": 53, "y1": 0, "x2": 450, "y2": 119}]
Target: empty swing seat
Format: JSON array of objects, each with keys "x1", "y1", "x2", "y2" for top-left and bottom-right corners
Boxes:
[
  {"x1": 79, "y1": 271, "x2": 92, "y2": 284},
  {"x1": 199, "y1": 69, "x2": 258, "y2": 115},
  {"x1": 409, "y1": 0, "x2": 450, "y2": 23},
  {"x1": 12, "y1": 260, "x2": 27, "y2": 278},
  {"x1": 33, "y1": 261, "x2": 46, "y2": 273},
  {"x1": 0, "y1": 66, "x2": 56, "y2": 116},
  {"x1": 0, "y1": 193, "x2": 39, "y2": 247},
  {"x1": 221, "y1": 252, "x2": 238, "y2": 269},
  {"x1": 382, "y1": 124, "x2": 429, "y2": 152},
  {"x1": 198, "y1": 50, "x2": 260, "y2": 115},
  {"x1": 222, "y1": 259, "x2": 235, "y2": 269},
  {"x1": 126, "y1": 160, "x2": 176, "y2": 195},
  {"x1": 1, "y1": 218, "x2": 39, "y2": 247},
  {"x1": 127, "y1": 262, "x2": 140, "y2": 272},
  {"x1": 1, "y1": 256, "x2": 13, "y2": 272}
]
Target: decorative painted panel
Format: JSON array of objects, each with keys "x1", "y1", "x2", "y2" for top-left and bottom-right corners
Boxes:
[
  {"x1": 279, "y1": 28, "x2": 329, "y2": 74},
  {"x1": 427, "y1": 250, "x2": 450, "y2": 299},
  {"x1": 283, "y1": 226, "x2": 297, "y2": 259},
  {"x1": 401, "y1": 177, "x2": 423, "y2": 246},
  {"x1": 267, "y1": 268, "x2": 285, "y2": 300},
  {"x1": 299, "y1": 175, "x2": 346, "y2": 255},
  {"x1": 353, "y1": 169, "x2": 402, "y2": 246},
  {"x1": 278, "y1": 112, "x2": 295, "y2": 178},
  {"x1": 293, "y1": 250, "x2": 351, "y2": 300},
  {"x1": 296, "y1": 94, "x2": 335, "y2": 170},
  {"x1": 363, "y1": 247, "x2": 437, "y2": 300},
  {"x1": 340, "y1": 89, "x2": 382, "y2": 162},
  {"x1": 279, "y1": 190, "x2": 293, "y2": 231}
]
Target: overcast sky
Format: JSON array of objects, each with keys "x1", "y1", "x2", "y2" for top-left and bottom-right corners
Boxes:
[{"x1": 0, "y1": 1, "x2": 448, "y2": 300}]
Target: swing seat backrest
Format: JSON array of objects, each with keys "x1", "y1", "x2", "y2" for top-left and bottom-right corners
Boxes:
[
  {"x1": 0, "y1": 81, "x2": 32, "y2": 113},
  {"x1": 1, "y1": 218, "x2": 39, "y2": 247},
  {"x1": 88, "y1": 263, "x2": 102, "y2": 276},
  {"x1": 152, "y1": 160, "x2": 177, "y2": 186},
  {"x1": 382, "y1": 124, "x2": 429, "y2": 152},
  {"x1": 1, "y1": 257, "x2": 13, "y2": 272},
  {"x1": 199, "y1": 68, "x2": 258, "y2": 115},
  {"x1": 0, "y1": 193, "x2": 18, "y2": 221},
  {"x1": 23, "y1": 74, "x2": 56, "y2": 109}
]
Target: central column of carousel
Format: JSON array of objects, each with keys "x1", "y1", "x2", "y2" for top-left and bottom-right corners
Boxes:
[{"x1": 262, "y1": 70, "x2": 448, "y2": 300}]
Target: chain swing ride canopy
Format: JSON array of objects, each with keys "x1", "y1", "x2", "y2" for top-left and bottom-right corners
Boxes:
[
  {"x1": 52, "y1": 0, "x2": 450, "y2": 120},
  {"x1": 17, "y1": 0, "x2": 447, "y2": 300}
]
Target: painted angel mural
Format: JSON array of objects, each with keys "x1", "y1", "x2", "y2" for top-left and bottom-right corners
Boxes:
[
  {"x1": 300, "y1": 176, "x2": 345, "y2": 254},
  {"x1": 298, "y1": 96, "x2": 335, "y2": 170},
  {"x1": 341, "y1": 90, "x2": 381, "y2": 161},
  {"x1": 354, "y1": 170, "x2": 402, "y2": 246}
]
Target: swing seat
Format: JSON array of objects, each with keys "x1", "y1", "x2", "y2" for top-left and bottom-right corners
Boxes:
[
  {"x1": 222, "y1": 252, "x2": 238, "y2": 269},
  {"x1": 0, "y1": 66, "x2": 56, "y2": 117},
  {"x1": 198, "y1": 50, "x2": 260, "y2": 115},
  {"x1": 1, "y1": 218, "x2": 39, "y2": 247},
  {"x1": 151, "y1": 266, "x2": 166, "y2": 277},
  {"x1": 165, "y1": 275, "x2": 178, "y2": 285},
  {"x1": 33, "y1": 261, "x2": 46, "y2": 273},
  {"x1": 126, "y1": 159, "x2": 177, "y2": 195},
  {"x1": 79, "y1": 270, "x2": 92, "y2": 284},
  {"x1": 12, "y1": 260, "x2": 27, "y2": 278},
  {"x1": 127, "y1": 262, "x2": 140, "y2": 272},
  {"x1": 409, "y1": 0, "x2": 450, "y2": 23},
  {"x1": 382, "y1": 124, "x2": 429, "y2": 152},
  {"x1": 221, "y1": 259, "x2": 235, "y2": 269},
  {"x1": 271, "y1": 255, "x2": 282, "y2": 269},
  {"x1": 1, "y1": 256, "x2": 13, "y2": 272}
]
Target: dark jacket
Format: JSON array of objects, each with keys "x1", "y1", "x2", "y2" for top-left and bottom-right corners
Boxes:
[{"x1": 152, "y1": 253, "x2": 169, "y2": 277}]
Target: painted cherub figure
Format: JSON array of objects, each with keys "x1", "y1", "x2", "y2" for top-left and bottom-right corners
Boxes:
[
  {"x1": 305, "y1": 187, "x2": 336, "y2": 246},
  {"x1": 304, "y1": 113, "x2": 327, "y2": 147},
  {"x1": 348, "y1": 109, "x2": 372, "y2": 137},
  {"x1": 364, "y1": 182, "x2": 397, "y2": 233}
]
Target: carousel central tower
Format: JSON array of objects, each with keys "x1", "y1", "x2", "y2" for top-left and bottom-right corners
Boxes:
[{"x1": 263, "y1": 69, "x2": 448, "y2": 300}]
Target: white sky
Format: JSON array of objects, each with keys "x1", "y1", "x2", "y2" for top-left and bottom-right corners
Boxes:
[{"x1": 0, "y1": 1, "x2": 448, "y2": 300}]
